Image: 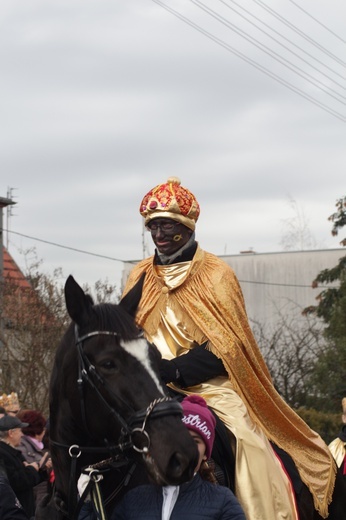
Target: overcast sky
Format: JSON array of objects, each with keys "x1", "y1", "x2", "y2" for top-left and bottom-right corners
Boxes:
[{"x1": 1, "y1": 0, "x2": 345, "y2": 291}]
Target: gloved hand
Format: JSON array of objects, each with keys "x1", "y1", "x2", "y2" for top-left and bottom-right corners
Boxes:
[{"x1": 160, "y1": 358, "x2": 181, "y2": 384}]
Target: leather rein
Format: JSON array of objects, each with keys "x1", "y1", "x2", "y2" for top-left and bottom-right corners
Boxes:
[{"x1": 50, "y1": 325, "x2": 183, "y2": 519}]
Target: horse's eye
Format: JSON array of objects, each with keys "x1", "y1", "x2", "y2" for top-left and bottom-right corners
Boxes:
[{"x1": 100, "y1": 360, "x2": 118, "y2": 372}]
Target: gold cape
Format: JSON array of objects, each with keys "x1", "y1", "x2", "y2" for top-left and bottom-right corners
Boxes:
[{"x1": 123, "y1": 246, "x2": 336, "y2": 518}]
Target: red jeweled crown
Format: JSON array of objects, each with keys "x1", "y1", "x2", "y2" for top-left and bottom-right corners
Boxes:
[{"x1": 140, "y1": 177, "x2": 200, "y2": 230}]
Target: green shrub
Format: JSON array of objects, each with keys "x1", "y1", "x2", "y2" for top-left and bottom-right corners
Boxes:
[{"x1": 295, "y1": 407, "x2": 342, "y2": 445}]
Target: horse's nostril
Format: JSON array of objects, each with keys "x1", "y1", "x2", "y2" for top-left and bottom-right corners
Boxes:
[
  {"x1": 170, "y1": 452, "x2": 183, "y2": 473},
  {"x1": 167, "y1": 451, "x2": 195, "y2": 482}
]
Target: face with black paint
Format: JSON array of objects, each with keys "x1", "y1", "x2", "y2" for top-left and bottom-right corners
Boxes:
[{"x1": 147, "y1": 218, "x2": 193, "y2": 255}]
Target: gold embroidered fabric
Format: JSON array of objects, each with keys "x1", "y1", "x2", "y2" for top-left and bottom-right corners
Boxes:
[{"x1": 123, "y1": 246, "x2": 336, "y2": 518}]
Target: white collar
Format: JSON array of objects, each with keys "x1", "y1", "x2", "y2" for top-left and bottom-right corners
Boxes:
[{"x1": 161, "y1": 485, "x2": 180, "y2": 520}]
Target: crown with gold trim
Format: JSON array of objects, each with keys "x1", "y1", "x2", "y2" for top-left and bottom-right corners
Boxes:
[
  {"x1": 140, "y1": 177, "x2": 200, "y2": 231},
  {"x1": 0, "y1": 392, "x2": 20, "y2": 413}
]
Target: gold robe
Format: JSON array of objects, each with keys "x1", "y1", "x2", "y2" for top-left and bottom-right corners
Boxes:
[{"x1": 123, "y1": 246, "x2": 336, "y2": 518}]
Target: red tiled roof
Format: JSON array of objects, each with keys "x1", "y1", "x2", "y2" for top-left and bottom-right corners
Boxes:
[
  {"x1": 2, "y1": 247, "x2": 56, "y2": 327},
  {"x1": 3, "y1": 247, "x2": 31, "y2": 289}
]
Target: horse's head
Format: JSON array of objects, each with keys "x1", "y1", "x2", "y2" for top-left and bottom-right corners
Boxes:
[{"x1": 49, "y1": 274, "x2": 198, "y2": 514}]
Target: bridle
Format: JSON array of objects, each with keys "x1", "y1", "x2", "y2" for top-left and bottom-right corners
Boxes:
[
  {"x1": 74, "y1": 326, "x2": 182, "y2": 439},
  {"x1": 50, "y1": 325, "x2": 183, "y2": 519}
]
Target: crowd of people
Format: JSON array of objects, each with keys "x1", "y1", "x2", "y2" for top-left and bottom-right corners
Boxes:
[
  {"x1": 0, "y1": 178, "x2": 345, "y2": 520},
  {"x1": 0, "y1": 393, "x2": 52, "y2": 520},
  {"x1": 1, "y1": 387, "x2": 345, "y2": 520}
]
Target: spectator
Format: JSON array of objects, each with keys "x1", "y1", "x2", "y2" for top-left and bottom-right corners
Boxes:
[
  {"x1": 17, "y1": 409, "x2": 53, "y2": 512},
  {"x1": 0, "y1": 414, "x2": 41, "y2": 519},
  {"x1": 111, "y1": 395, "x2": 246, "y2": 520},
  {"x1": 0, "y1": 406, "x2": 6, "y2": 419}
]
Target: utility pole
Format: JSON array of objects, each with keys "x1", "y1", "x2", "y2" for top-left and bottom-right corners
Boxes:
[
  {"x1": 0, "y1": 195, "x2": 16, "y2": 356},
  {"x1": 6, "y1": 187, "x2": 17, "y2": 249}
]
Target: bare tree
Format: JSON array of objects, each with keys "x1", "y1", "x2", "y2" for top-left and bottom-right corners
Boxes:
[
  {"x1": 0, "y1": 249, "x2": 120, "y2": 415},
  {"x1": 251, "y1": 310, "x2": 325, "y2": 408},
  {"x1": 280, "y1": 197, "x2": 317, "y2": 251},
  {"x1": 0, "y1": 267, "x2": 67, "y2": 413}
]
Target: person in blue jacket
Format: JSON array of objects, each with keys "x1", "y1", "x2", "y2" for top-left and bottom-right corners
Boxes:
[{"x1": 111, "y1": 395, "x2": 246, "y2": 520}]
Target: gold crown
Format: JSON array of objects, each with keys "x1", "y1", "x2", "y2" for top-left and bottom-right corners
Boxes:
[
  {"x1": 140, "y1": 177, "x2": 200, "y2": 231},
  {"x1": 0, "y1": 392, "x2": 20, "y2": 412}
]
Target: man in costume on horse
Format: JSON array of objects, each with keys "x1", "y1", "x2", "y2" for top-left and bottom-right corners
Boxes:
[{"x1": 122, "y1": 177, "x2": 336, "y2": 520}]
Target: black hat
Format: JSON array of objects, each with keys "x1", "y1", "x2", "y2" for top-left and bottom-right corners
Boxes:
[{"x1": 0, "y1": 415, "x2": 29, "y2": 431}]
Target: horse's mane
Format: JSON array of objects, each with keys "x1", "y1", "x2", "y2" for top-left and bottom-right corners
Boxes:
[{"x1": 90, "y1": 301, "x2": 140, "y2": 341}]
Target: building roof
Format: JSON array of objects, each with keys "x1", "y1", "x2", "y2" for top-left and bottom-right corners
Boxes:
[
  {"x1": 2, "y1": 247, "x2": 57, "y2": 330},
  {"x1": 2, "y1": 247, "x2": 31, "y2": 289}
]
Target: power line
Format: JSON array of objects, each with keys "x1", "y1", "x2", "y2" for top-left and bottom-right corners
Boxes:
[
  {"x1": 152, "y1": 0, "x2": 346, "y2": 122},
  {"x1": 5, "y1": 228, "x2": 339, "y2": 290},
  {"x1": 6, "y1": 229, "x2": 126, "y2": 264},
  {"x1": 251, "y1": 0, "x2": 346, "y2": 67},
  {"x1": 223, "y1": 0, "x2": 346, "y2": 85},
  {"x1": 189, "y1": 0, "x2": 346, "y2": 104},
  {"x1": 286, "y1": 0, "x2": 346, "y2": 44}
]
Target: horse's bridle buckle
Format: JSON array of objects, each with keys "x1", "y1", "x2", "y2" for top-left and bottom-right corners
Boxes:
[{"x1": 69, "y1": 444, "x2": 82, "y2": 458}]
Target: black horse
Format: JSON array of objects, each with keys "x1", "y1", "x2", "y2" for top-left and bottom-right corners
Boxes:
[{"x1": 36, "y1": 274, "x2": 198, "y2": 519}]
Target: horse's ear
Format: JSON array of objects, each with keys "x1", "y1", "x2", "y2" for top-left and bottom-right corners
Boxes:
[
  {"x1": 120, "y1": 272, "x2": 146, "y2": 317},
  {"x1": 64, "y1": 275, "x2": 94, "y2": 325}
]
